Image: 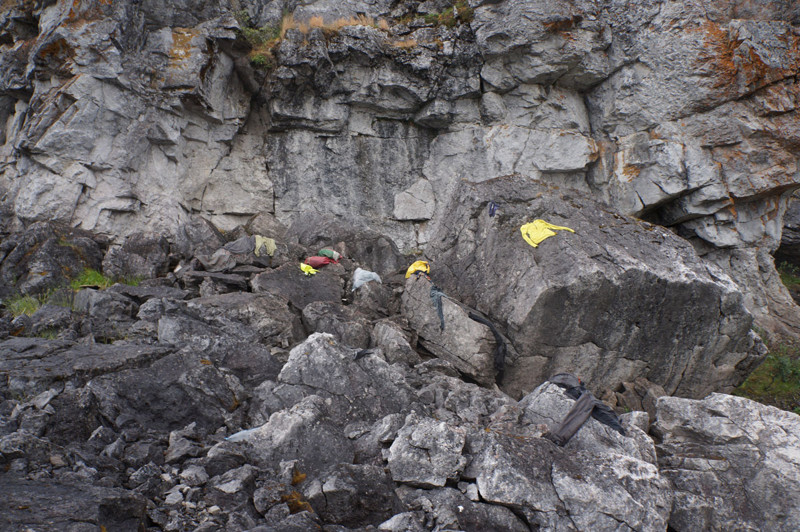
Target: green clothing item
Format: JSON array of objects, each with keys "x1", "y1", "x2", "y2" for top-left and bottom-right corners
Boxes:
[
  {"x1": 255, "y1": 236, "x2": 277, "y2": 257},
  {"x1": 319, "y1": 248, "x2": 341, "y2": 261}
]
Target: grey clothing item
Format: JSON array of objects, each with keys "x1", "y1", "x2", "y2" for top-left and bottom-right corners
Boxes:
[
  {"x1": 352, "y1": 268, "x2": 382, "y2": 291},
  {"x1": 223, "y1": 235, "x2": 255, "y2": 254},
  {"x1": 549, "y1": 372, "x2": 582, "y2": 389},
  {"x1": 544, "y1": 373, "x2": 626, "y2": 446},
  {"x1": 544, "y1": 390, "x2": 597, "y2": 447}
]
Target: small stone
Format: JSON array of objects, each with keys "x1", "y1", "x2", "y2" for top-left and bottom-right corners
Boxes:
[
  {"x1": 49, "y1": 454, "x2": 68, "y2": 468},
  {"x1": 164, "y1": 489, "x2": 183, "y2": 506},
  {"x1": 180, "y1": 464, "x2": 209, "y2": 487}
]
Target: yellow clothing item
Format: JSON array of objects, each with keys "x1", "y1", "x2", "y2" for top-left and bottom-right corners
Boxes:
[
  {"x1": 520, "y1": 220, "x2": 575, "y2": 248},
  {"x1": 300, "y1": 263, "x2": 318, "y2": 276},
  {"x1": 405, "y1": 260, "x2": 430, "y2": 278},
  {"x1": 254, "y1": 236, "x2": 277, "y2": 257}
]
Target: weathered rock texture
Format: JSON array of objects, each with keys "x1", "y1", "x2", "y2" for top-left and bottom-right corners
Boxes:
[
  {"x1": 654, "y1": 393, "x2": 800, "y2": 532},
  {"x1": 1, "y1": 0, "x2": 798, "y2": 333},
  {"x1": 2, "y1": 1, "x2": 800, "y2": 528},
  {"x1": 0, "y1": 228, "x2": 796, "y2": 531},
  {"x1": 423, "y1": 175, "x2": 764, "y2": 399}
]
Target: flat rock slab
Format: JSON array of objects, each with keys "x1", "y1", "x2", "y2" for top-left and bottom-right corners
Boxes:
[
  {"x1": 654, "y1": 393, "x2": 800, "y2": 532},
  {"x1": 401, "y1": 274, "x2": 496, "y2": 386},
  {"x1": 251, "y1": 263, "x2": 343, "y2": 310},
  {"x1": 108, "y1": 284, "x2": 190, "y2": 303},
  {"x1": 0, "y1": 476, "x2": 146, "y2": 532},
  {"x1": 0, "y1": 338, "x2": 172, "y2": 395}
]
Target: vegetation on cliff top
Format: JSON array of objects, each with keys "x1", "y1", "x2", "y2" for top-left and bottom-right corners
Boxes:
[{"x1": 234, "y1": 1, "x2": 474, "y2": 69}]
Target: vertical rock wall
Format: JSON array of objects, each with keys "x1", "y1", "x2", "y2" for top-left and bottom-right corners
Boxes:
[{"x1": 1, "y1": 0, "x2": 799, "y2": 330}]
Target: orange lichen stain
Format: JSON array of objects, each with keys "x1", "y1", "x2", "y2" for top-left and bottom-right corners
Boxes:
[
  {"x1": 291, "y1": 467, "x2": 306, "y2": 486},
  {"x1": 36, "y1": 38, "x2": 75, "y2": 63},
  {"x1": 694, "y1": 20, "x2": 799, "y2": 94},
  {"x1": 543, "y1": 14, "x2": 583, "y2": 33},
  {"x1": 68, "y1": 0, "x2": 114, "y2": 22},
  {"x1": 621, "y1": 165, "x2": 641, "y2": 180},
  {"x1": 693, "y1": 20, "x2": 742, "y2": 93},
  {"x1": 169, "y1": 28, "x2": 198, "y2": 67}
]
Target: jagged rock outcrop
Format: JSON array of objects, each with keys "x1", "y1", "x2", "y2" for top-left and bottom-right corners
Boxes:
[
  {"x1": 0, "y1": 226, "x2": 797, "y2": 531},
  {"x1": 0, "y1": 221, "x2": 107, "y2": 299},
  {"x1": 205, "y1": 333, "x2": 673, "y2": 531},
  {"x1": 2, "y1": 0, "x2": 800, "y2": 530}
]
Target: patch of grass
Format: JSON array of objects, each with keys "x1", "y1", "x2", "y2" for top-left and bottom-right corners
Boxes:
[
  {"x1": 6, "y1": 294, "x2": 40, "y2": 317},
  {"x1": 4, "y1": 286, "x2": 74, "y2": 318},
  {"x1": 423, "y1": 1, "x2": 473, "y2": 28},
  {"x1": 235, "y1": 9, "x2": 397, "y2": 67},
  {"x1": 119, "y1": 275, "x2": 143, "y2": 287},
  {"x1": 234, "y1": 9, "x2": 281, "y2": 69},
  {"x1": 391, "y1": 38, "x2": 418, "y2": 49},
  {"x1": 734, "y1": 341, "x2": 800, "y2": 412},
  {"x1": 36, "y1": 328, "x2": 59, "y2": 340},
  {"x1": 778, "y1": 261, "x2": 800, "y2": 289},
  {"x1": 70, "y1": 268, "x2": 114, "y2": 290}
]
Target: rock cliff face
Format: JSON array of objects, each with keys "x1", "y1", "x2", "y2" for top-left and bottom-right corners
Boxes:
[
  {"x1": 1, "y1": 2, "x2": 800, "y2": 529},
  {"x1": 1, "y1": 0, "x2": 799, "y2": 332}
]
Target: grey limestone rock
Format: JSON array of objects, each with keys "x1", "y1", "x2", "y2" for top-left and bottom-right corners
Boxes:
[
  {"x1": 393, "y1": 179, "x2": 436, "y2": 222},
  {"x1": 654, "y1": 393, "x2": 800, "y2": 532},
  {"x1": 0, "y1": 222, "x2": 106, "y2": 299},
  {"x1": 387, "y1": 412, "x2": 468, "y2": 488},
  {"x1": 402, "y1": 273, "x2": 497, "y2": 386},
  {"x1": 394, "y1": 486, "x2": 530, "y2": 532},
  {"x1": 251, "y1": 262, "x2": 344, "y2": 311},
  {"x1": 302, "y1": 300, "x2": 372, "y2": 349},
  {"x1": 306, "y1": 463, "x2": 403, "y2": 528},
  {"x1": 102, "y1": 232, "x2": 171, "y2": 281},
  {"x1": 0, "y1": 476, "x2": 147, "y2": 532},
  {"x1": 424, "y1": 174, "x2": 763, "y2": 399},
  {"x1": 0, "y1": 337, "x2": 172, "y2": 398}
]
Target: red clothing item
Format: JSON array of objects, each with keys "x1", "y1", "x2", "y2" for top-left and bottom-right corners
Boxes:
[{"x1": 304, "y1": 256, "x2": 336, "y2": 268}]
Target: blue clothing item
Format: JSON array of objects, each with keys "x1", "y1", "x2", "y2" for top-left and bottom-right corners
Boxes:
[
  {"x1": 488, "y1": 201, "x2": 498, "y2": 217},
  {"x1": 430, "y1": 285, "x2": 447, "y2": 331}
]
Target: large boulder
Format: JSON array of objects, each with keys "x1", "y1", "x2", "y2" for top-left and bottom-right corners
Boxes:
[
  {"x1": 0, "y1": 477, "x2": 147, "y2": 532},
  {"x1": 0, "y1": 337, "x2": 172, "y2": 399},
  {"x1": 401, "y1": 273, "x2": 498, "y2": 386},
  {"x1": 0, "y1": 222, "x2": 106, "y2": 299},
  {"x1": 653, "y1": 393, "x2": 800, "y2": 532},
  {"x1": 423, "y1": 175, "x2": 763, "y2": 399},
  {"x1": 251, "y1": 262, "x2": 344, "y2": 310},
  {"x1": 102, "y1": 231, "x2": 171, "y2": 281}
]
